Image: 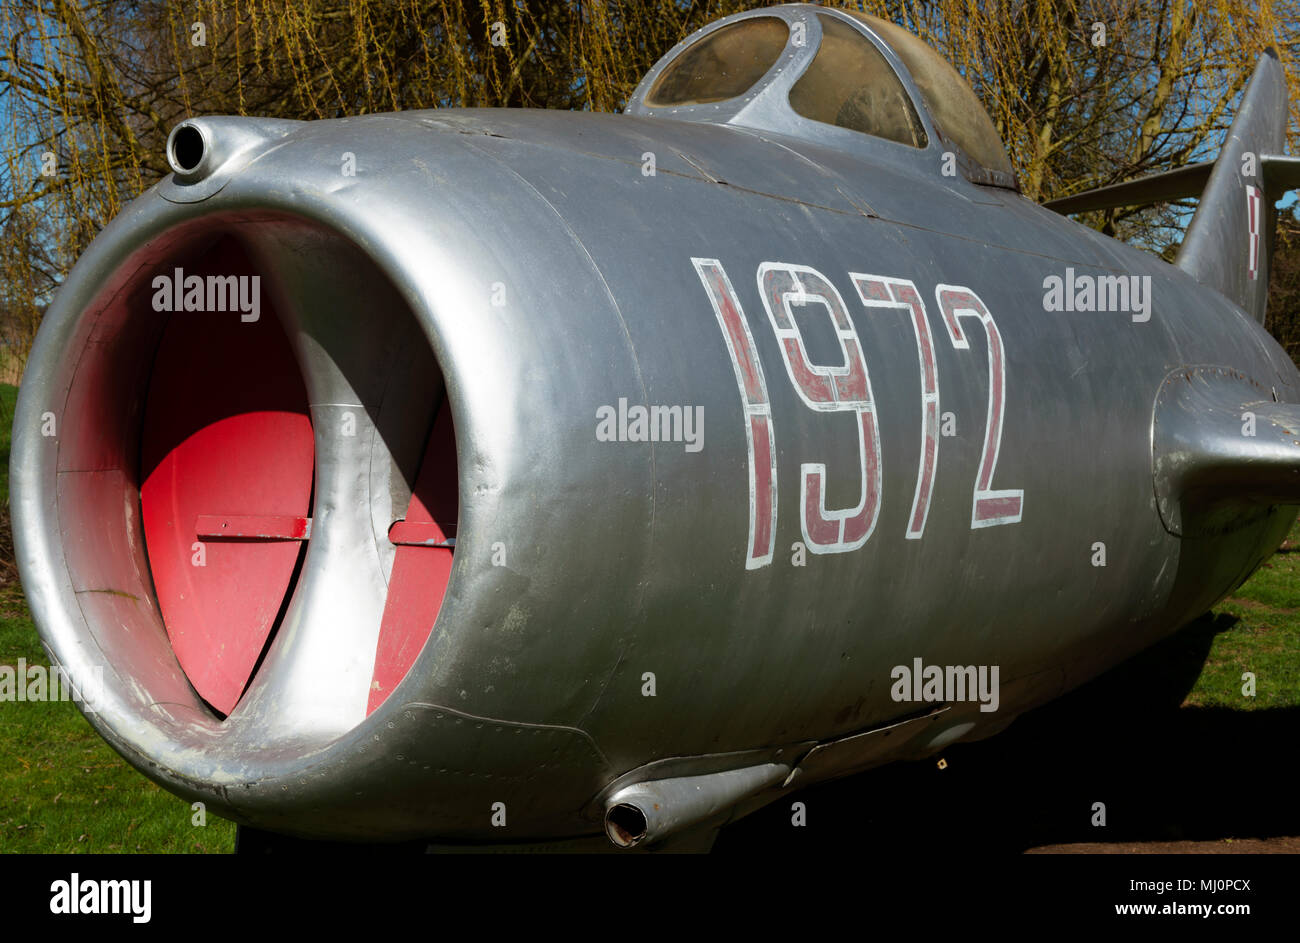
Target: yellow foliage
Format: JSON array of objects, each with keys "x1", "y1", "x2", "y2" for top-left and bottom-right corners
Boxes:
[{"x1": 1, "y1": 0, "x2": 1298, "y2": 367}]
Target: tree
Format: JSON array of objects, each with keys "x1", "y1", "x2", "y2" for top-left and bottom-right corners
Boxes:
[{"x1": 3, "y1": 0, "x2": 1300, "y2": 365}]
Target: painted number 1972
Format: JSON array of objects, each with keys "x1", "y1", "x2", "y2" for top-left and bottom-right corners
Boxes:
[{"x1": 692, "y1": 257, "x2": 1023, "y2": 570}]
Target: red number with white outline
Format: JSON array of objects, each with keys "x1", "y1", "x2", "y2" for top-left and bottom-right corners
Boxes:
[
  {"x1": 936, "y1": 284, "x2": 1024, "y2": 528},
  {"x1": 850, "y1": 274, "x2": 939, "y2": 539},
  {"x1": 693, "y1": 258, "x2": 777, "y2": 569},
  {"x1": 758, "y1": 262, "x2": 882, "y2": 554},
  {"x1": 1246, "y1": 185, "x2": 1261, "y2": 280},
  {"x1": 698, "y1": 260, "x2": 1022, "y2": 567}
]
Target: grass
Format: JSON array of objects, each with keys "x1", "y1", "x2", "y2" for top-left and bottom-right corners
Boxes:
[
  {"x1": 0, "y1": 378, "x2": 1295, "y2": 852},
  {"x1": 1184, "y1": 524, "x2": 1300, "y2": 710}
]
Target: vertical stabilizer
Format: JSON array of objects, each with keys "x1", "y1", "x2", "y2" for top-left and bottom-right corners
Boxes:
[{"x1": 1176, "y1": 51, "x2": 1287, "y2": 325}]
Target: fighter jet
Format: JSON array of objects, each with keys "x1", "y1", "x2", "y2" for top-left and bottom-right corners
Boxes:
[{"x1": 11, "y1": 4, "x2": 1300, "y2": 851}]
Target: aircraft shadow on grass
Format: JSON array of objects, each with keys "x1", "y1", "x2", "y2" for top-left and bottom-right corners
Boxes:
[{"x1": 718, "y1": 611, "x2": 1300, "y2": 852}]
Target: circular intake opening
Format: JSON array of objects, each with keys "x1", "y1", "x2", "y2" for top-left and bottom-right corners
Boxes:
[
  {"x1": 38, "y1": 210, "x2": 458, "y2": 746},
  {"x1": 605, "y1": 803, "x2": 649, "y2": 847},
  {"x1": 168, "y1": 124, "x2": 206, "y2": 173}
]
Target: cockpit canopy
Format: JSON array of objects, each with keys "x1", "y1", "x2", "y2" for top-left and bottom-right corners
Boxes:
[{"x1": 627, "y1": 6, "x2": 1017, "y2": 190}]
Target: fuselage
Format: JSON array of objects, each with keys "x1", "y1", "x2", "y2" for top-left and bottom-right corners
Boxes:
[{"x1": 13, "y1": 89, "x2": 1298, "y2": 844}]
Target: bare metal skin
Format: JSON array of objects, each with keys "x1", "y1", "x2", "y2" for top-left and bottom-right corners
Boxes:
[{"x1": 10, "y1": 5, "x2": 1300, "y2": 850}]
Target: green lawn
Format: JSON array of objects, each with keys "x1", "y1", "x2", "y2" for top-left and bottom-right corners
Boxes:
[
  {"x1": 1185, "y1": 524, "x2": 1300, "y2": 710},
  {"x1": 0, "y1": 379, "x2": 1295, "y2": 852}
]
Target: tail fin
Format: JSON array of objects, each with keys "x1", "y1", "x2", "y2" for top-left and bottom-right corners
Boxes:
[
  {"x1": 1177, "y1": 50, "x2": 1287, "y2": 325},
  {"x1": 1044, "y1": 51, "x2": 1300, "y2": 326}
]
